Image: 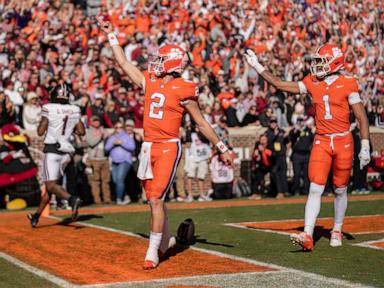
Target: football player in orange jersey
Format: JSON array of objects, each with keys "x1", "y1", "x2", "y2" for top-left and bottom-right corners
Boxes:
[
  {"x1": 245, "y1": 44, "x2": 371, "y2": 251},
  {"x1": 97, "y1": 17, "x2": 233, "y2": 268}
]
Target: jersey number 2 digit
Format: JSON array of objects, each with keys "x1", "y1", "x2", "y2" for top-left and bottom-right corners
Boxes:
[
  {"x1": 149, "y1": 93, "x2": 165, "y2": 119},
  {"x1": 322, "y1": 95, "x2": 333, "y2": 120}
]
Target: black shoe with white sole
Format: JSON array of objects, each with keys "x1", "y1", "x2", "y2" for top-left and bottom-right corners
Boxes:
[
  {"x1": 27, "y1": 213, "x2": 40, "y2": 228},
  {"x1": 69, "y1": 196, "x2": 82, "y2": 221}
]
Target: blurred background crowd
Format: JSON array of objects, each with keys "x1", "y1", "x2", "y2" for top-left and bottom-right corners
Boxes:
[{"x1": 0, "y1": 0, "x2": 383, "y2": 207}]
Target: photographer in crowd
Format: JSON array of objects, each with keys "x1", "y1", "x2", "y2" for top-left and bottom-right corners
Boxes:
[{"x1": 289, "y1": 117, "x2": 315, "y2": 196}]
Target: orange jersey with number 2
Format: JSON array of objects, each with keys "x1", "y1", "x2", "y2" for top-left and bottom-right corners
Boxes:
[
  {"x1": 143, "y1": 71, "x2": 198, "y2": 142},
  {"x1": 301, "y1": 74, "x2": 360, "y2": 134}
]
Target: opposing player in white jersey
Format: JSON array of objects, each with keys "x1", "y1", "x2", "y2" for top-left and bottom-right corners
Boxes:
[{"x1": 27, "y1": 83, "x2": 85, "y2": 227}]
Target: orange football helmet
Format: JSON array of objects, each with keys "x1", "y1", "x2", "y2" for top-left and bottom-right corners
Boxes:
[
  {"x1": 148, "y1": 44, "x2": 188, "y2": 76},
  {"x1": 310, "y1": 44, "x2": 344, "y2": 78}
]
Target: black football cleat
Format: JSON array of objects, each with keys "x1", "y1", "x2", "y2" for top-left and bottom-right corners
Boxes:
[
  {"x1": 27, "y1": 213, "x2": 40, "y2": 228},
  {"x1": 70, "y1": 197, "x2": 82, "y2": 221}
]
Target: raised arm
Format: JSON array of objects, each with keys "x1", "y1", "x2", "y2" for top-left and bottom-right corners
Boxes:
[
  {"x1": 97, "y1": 17, "x2": 144, "y2": 88},
  {"x1": 185, "y1": 100, "x2": 233, "y2": 166},
  {"x1": 244, "y1": 49, "x2": 302, "y2": 94}
]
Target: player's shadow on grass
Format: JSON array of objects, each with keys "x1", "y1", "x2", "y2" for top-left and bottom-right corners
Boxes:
[
  {"x1": 57, "y1": 214, "x2": 104, "y2": 227},
  {"x1": 137, "y1": 233, "x2": 234, "y2": 264},
  {"x1": 290, "y1": 226, "x2": 355, "y2": 253}
]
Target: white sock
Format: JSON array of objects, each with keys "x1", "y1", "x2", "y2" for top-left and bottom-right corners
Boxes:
[
  {"x1": 304, "y1": 183, "x2": 325, "y2": 236},
  {"x1": 159, "y1": 204, "x2": 171, "y2": 253},
  {"x1": 145, "y1": 231, "x2": 162, "y2": 263},
  {"x1": 333, "y1": 186, "x2": 348, "y2": 232}
]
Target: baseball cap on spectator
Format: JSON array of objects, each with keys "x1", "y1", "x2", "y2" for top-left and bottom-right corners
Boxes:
[
  {"x1": 94, "y1": 93, "x2": 103, "y2": 101},
  {"x1": 27, "y1": 92, "x2": 38, "y2": 101},
  {"x1": 91, "y1": 115, "x2": 100, "y2": 122},
  {"x1": 219, "y1": 115, "x2": 227, "y2": 123},
  {"x1": 270, "y1": 117, "x2": 278, "y2": 123},
  {"x1": 125, "y1": 119, "x2": 134, "y2": 127},
  {"x1": 118, "y1": 87, "x2": 127, "y2": 94}
]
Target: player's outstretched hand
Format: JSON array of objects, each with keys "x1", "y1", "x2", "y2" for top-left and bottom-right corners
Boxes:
[
  {"x1": 358, "y1": 146, "x2": 371, "y2": 170},
  {"x1": 220, "y1": 151, "x2": 234, "y2": 167},
  {"x1": 97, "y1": 16, "x2": 113, "y2": 34},
  {"x1": 244, "y1": 49, "x2": 259, "y2": 68}
]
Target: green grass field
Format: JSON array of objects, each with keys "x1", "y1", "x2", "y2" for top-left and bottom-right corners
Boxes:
[{"x1": 1, "y1": 196, "x2": 384, "y2": 288}]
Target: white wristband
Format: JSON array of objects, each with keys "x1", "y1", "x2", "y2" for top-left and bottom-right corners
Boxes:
[
  {"x1": 216, "y1": 141, "x2": 228, "y2": 154},
  {"x1": 361, "y1": 139, "x2": 370, "y2": 150},
  {"x1": 108, "y1": 33, "x2": 119, "y2": 46},
  {"x1": 254, "y1": 62, "x2": 265, "y2": 74}
]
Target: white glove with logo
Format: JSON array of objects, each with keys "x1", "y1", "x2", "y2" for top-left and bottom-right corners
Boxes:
[
  {"x1": 358, "y1": 139, "x2": 371, "y2": 170},
  {"x1": 244, "y1": 49, "x2": 265, "y2": 74}
]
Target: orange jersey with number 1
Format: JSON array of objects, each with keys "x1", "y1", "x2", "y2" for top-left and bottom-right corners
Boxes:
[
  {"x1": 142, "y1": 71, "x2": 198, "y2": 142},
  {"x1": 300, "y1": 74, "x2": 361, "y2": 187},
  {"x1": 301, "y1": 74, "x2": 360, "y2": 134}
]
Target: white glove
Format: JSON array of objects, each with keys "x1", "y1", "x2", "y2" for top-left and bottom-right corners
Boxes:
[
  {"x1": 244, "y1": 49, "x2": 265, "y2": 74},
  {"x1": 58, "y1": 140, "x2": 75, "y2": 154},
  {"x1": 358, "y1": 139, "x2": 371, "y2": 170}
]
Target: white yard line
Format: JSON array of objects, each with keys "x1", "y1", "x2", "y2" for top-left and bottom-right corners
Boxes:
[
  {"x1": 352, "y1": 238, "x2": 384, "y2": 251},
  {"x1": 80, "y1": 271, "x2": 287, "y2": 288},
  {"x1": 224, "y1": 223, "x2": 292, "y2": 236},
  {"x1": 225, "y1": 214, "x2": 384, "y2": 236},
  {"x1": 0, "y1": 252, "x2": 73, "y2": 288}
]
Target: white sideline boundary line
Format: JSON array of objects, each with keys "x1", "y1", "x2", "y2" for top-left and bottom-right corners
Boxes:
[
  {"x1": 0, "y1": 215, "x2": 374, "y2": 288},
  {"x1": 352, "y1": 238, "x2": 384, "y2": 251},
  {"x1": 80, "y1": 271, "x2": 286, "y2": 288},
  {"x1": 229, "y1": 214, "x2": 384, "y2": 225},
  {"x1": 0, "y1": 252, "x2": 72, "y2": 288},
  {"x1": 225, "y1": 223, "x2": 292, "y2": 236},
  {"x1": 225, "y1": 214, "x2": 384, "y2": 236}
]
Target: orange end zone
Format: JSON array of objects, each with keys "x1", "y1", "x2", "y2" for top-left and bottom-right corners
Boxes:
[
  {"x1": 0, "y1": 214, "x2": 275, "y2": 285},
  {"x1": 371, "y1": 241, "x2": 384, "y2": 249},
  {"x1": 237, "y1": 215, "x2": 384, "y2": 235}
]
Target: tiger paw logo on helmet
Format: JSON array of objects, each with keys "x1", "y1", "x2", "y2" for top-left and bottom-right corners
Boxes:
[
  {"x1": 310, "y1": 44, "x2": 344, "y2": 79},
  {"x1": 148, "y1": 44, "x2": 188, "y2": 76}
]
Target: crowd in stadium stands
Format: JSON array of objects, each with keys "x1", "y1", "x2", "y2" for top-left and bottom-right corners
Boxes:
[{"x1": 0, "y1": 0, "x2": 383, "y2": 205}]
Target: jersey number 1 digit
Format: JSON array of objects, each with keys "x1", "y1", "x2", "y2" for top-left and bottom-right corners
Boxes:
[
  {"x1": 62, "y1": 115, "x2": 68, "y2": 135},
  {"x1": 322, "y1": 95, "x2": 333, "y2": 120},
  {"x1": 149, "y1": 93, "x2": 165, "y2": 119}
]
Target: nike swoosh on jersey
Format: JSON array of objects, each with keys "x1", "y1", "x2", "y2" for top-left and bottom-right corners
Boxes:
[
  {"x1": 336, "y1": 85, "x2": 344, "y2": 88},
  {"x1": 163, "y1": 149, "x2": 171, "y2": 153}
]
